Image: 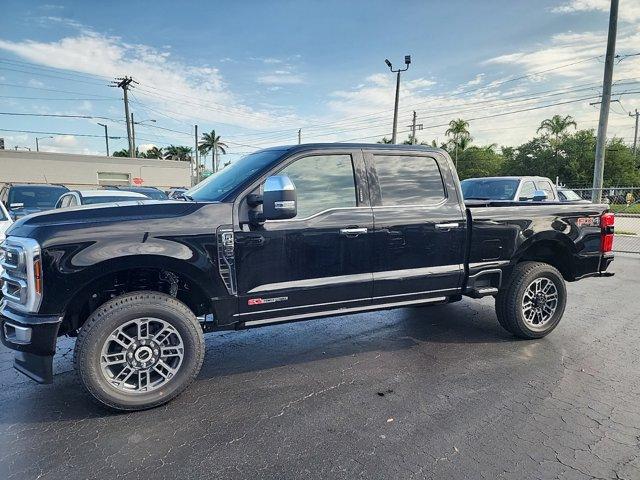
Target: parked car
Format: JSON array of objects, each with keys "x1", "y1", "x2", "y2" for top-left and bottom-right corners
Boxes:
[
  {"x1": 103, "y1": 185, "x2": 169, "y2": 201},
  {"x1": 0, "y1": 144, "x2": 614, "y2": 411},
  {"x1": 167, "y1": 187, "x2": 188, "y2": 199},
  {"x1": 0, "y1": 183, "x2": 69, "y2": 219},
  {"x1": 55, "y1": 190, "x2": 148, "y2": 208},
  {"x1": 557, "y1": 187, "x2": 590, "y2": 203},
  {"x1": 461, "y1": 176, "x2": 558, "y2": 202},
  {"x1": 0, "y1": 201, "x2": 12, "y2": 242}
]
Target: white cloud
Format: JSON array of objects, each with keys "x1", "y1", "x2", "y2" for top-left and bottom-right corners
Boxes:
[
  {"x1": 0, "y1": 27, "x2": 298, "y2": 130},
  {"x1": 257, "y1": 72, "x2": 304, "y2": 85},
  {"x1": 53, "y1": 135, "x2": 78, "y2": 146},
  {"x1": 27, "y1": 78, "x2": 45, "y2": 88},
  {"x1": 552, "y1": 0, "x2": 640, "y2": 22}
]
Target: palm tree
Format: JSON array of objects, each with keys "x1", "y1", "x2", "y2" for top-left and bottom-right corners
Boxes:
[
  {"x1": 377, "y1": 137, "x2": 393, "y2": 144},
  {"x1": 144, "y1": 146, "x2": 164, "y2": 159},
  {"x1": 198, "y1": 130, "x2": 228, "y2": 173},
  {"x1": 537, "y1": 115, "x2": 577, "y2": 138},
  {"x1": 445, "y1": 119, "x2": 471, "y2": 167},
  {"x1": 164, "y1": 145, "x2": 192, "y2": 162},
  {"x1": 537, "y1": 115, "x2": 578, "y2": 167},
  {"x1": 113, "y1": 147, "x2": 141, "y2": 158}
]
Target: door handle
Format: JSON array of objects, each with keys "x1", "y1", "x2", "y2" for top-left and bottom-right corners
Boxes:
[
  {"x1": 435, "y1": 222, "x2": 460, "y2": 229},
  {"x1": 340, "y1": 227, "x2": 368, "y2": 237},
  {"x1": 236, "y1": 234, "x2": 265, "y2": 247}
]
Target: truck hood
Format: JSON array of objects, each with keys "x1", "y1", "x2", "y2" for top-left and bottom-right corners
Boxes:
[{"x1": 5, "y1": 201, "x2": 230, "y2": 245}]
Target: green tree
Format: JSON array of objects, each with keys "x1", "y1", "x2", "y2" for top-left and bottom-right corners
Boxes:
[
  {"x1": 144, "y1": 146, "x2": 164, "y2": 159},
  {"x1": 164, "y1": 145, "x2": 192, "y2": 162},
  {"x1": 113, "y1": 147, "x2": 141, "y2": 158},
  {"x1": 456, "y1": 145, "x2": 505, "y2": 180},
  {"x1": 445, "y1": 119, "x2": 471, "y2": 167},
  {"x1": 537, "y1": 114, "x2": 577, "y2": 139},
  {"x1": 198, "y1": 130, "x2": 228, "y2": 172},
  {"x1": 377, "y1": 137, "x2": 393, "y2": 144}
]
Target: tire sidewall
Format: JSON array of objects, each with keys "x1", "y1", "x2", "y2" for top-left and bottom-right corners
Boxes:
[
  {"x1": 513, "y1": 266, "x2": 567, "y2": 338},
  {"x1": 77, "y1": 296, "x2": 203, "y2": 410}
]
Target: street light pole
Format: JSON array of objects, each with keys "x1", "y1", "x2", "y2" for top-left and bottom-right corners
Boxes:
[
  {"x1": 35, "y1": 136, "x2": 53, "y2": 152},
  {"x1": 385, "y1": 55, "x2": 411, "y2": 144},
  {"x1": 130, "y1": 116, "x2": 156, "y2": 158},
  {"x1": 97, "y1": 123, "x2": 109, "y2": 156}
]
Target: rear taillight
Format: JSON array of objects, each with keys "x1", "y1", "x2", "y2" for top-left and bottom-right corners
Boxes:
[{"x1": 600, "y1": 212, "x2": 615, "y2": 253}]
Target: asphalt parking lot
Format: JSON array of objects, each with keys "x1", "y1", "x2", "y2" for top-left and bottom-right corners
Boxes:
[{"x1": 0, "y1": 256, "x2": 638, "y2": 480}]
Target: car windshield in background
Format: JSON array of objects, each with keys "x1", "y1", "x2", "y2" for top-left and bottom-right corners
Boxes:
[
  {"x1": 461, "y1": 178, "x2": 520, "y2": 200},
  {"x1": 188, "y1": 149, "x2": 286, "y2": 202},
  {"x1": 9, "y1": 186, "x2": 68, "y2": 208},
  {"x1": 560, "y1": 189, "x2": 583, "y2": 201},
  {"x1": 117, "y1": 187, "x2": 167, "y2": 200},
  {"x1": 82, "y1": 196, "x2": 145, "y2": 205}
]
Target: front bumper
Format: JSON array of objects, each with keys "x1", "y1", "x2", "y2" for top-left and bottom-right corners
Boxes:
[{"x1": 0, "y1": 302, "x2": 62, "y2": 383}]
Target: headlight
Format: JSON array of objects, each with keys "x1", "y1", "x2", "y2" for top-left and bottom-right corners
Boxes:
[{"x1": 0, "y1": 237, "x2": 43, "y2": 313}]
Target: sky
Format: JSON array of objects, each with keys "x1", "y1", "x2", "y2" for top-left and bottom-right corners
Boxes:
[{"x1": 0, "y1": 0, "x2": 638, "y2": 167}]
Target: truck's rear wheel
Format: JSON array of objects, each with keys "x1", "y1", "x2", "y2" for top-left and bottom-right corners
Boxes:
[
  {"x1": 495, "y1": 261, "x2": 567, "y2": 339},
  {"x1": 74, "y1": 292, "x2": 204, "y2": 411}
]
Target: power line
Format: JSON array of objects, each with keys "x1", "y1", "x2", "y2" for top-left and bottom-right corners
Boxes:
[{"x1": 0, "y1": 127, "x2": 125, "y2": 138}]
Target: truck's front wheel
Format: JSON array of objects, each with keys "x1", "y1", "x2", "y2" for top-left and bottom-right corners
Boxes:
[
  {"x1": 495, "y1": 261, "x2": 567, "y2": 339},
  {"x1": 74, "y1": 292, "x2": 205, "y2": 411}
]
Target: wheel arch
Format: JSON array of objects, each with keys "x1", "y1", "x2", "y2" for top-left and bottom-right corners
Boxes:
[
  {"x1": 512, "y1": 232, "x2": 577, "y2": 281},
  {"x1": 59, "y1": 256, "x2": 216, "y2": 334}
]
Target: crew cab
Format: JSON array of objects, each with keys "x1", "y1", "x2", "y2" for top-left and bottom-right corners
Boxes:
[{"x1": 0, "y1": 144, "x2": 614, "y2": 411}]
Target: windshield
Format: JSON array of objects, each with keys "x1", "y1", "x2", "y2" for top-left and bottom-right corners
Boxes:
[
  {"x1": 9, "y1": 186, "x2": 68, "y2": 208},
  {"x1": 559, "y1": 189, "x2": 582, "y2": 201},
  {"x1": 461, "y1": 178, "x2": 520, "y2": 200},
  {"x1": 83, "y1": 196, "x2": 145, "y2": 205},
  {"x1": 188, "y1": 149, "x2": 286, "y2": 201}
]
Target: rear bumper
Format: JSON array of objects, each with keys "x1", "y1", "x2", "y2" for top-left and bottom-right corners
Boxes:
[
  {"x1": 573, "y1": 252, "x2": 614, "y2": 280},
  {"x1": 0, "y1": 303, "x2": 62, "y2": 383}
]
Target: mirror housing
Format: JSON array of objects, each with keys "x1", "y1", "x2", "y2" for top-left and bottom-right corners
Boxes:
[
  {"x1": 532, "y1": 190, "x2": 548, "y2": 201},
  {"x1": 262, "y1": 175, "x2": 297, "y2": 220}
]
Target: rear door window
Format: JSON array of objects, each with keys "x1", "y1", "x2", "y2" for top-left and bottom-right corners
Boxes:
[
  {"x1": 373, "y1": 155, "x2": 445, "y2": 205},
  {"x1": 536, "y1": 180, "x2": 556, "y2": 200},
  {"x1": 519, "y1": 181, "x2": 536, "y2": 200}
]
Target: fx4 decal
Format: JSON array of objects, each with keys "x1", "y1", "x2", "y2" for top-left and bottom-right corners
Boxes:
[{"x1": 248, "y1": 296, "x2": 289, "y2": 306}]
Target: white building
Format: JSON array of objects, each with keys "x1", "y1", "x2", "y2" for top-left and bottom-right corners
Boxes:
[{"x1": 0, "y1": 150, "x2": 191, "y2": 190}]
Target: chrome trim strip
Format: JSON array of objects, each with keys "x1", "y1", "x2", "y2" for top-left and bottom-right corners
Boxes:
[
  {"x1": 373, "y1": 264, "x2": 463, "y2": 281},
  {"x1": 243, "y1": 296, "x2": 449, "y2": 327},
  {"x1": 468, "y1": 260, "x2": 510, "y2": 269},
  {"x1": 267, "y1": 206, "x2": 371, "y2": 223},
  {"x1": 435, "y1": 222, "x2": 459, "y2": 229},
  {"x1": 248, "y1": 264, "x2": 462, "y2": 294},
  {"x1": 248, "y1": 272, "x2": 373, "y2": 293}
]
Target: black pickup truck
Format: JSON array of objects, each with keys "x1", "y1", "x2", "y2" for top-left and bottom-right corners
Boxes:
[{"x1": 0, "y1": 144, "x2": 614, "y2": 411}]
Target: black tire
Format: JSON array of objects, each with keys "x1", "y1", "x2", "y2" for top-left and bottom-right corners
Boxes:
[
  {"x1": 74, "y1": 291, "x2": 205, "y2": 411},
  {"x1": 495, "y1": 261, "x2": 567, "y2": 339}
]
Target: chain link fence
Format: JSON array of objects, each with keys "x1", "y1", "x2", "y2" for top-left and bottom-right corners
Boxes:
[{"x1": 569, "y1": 186, "x2": 640, "y2": 254}]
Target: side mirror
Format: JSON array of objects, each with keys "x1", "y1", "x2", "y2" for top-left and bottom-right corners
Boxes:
[
  {"x1": 262, "y1": 175, "x2": 297, "y2": 220},
  {"x1": 532, "y1": 190, "x2": 548, "y2": 201}
]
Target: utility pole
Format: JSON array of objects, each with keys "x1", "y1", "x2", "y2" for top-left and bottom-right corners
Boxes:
[
  {"x1": 385, "y1": 55, "x2": 411, "y2": 144},
  {"x1": 591, "y1": 0, "x2": 618, "y2": 202},
  {"x1": 406, "y1": 111, "x2": 423, "y2": 145},
  {"x1": 194, "y1": 124, "x2": 199, "y2": 185},
  {"x1": 630, "y1": 109, "x2": 639, "y2": 156},
  {"x1": 97, "y1": 123, "x2": 109, "y2": 156},
  {"x1": 131, "y1": 112, "x2": 136, "y2": 156},
  {"x1": 110, "y1": 76, "x2": 136, "y2": 158},
  {"x1": 298, "y1": 129, "x2": 302, "y2": 145}
]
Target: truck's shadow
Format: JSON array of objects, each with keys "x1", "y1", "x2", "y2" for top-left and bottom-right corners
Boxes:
[{"x1": 0, "y1": 299, "x2": 518, "y2": 424}]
